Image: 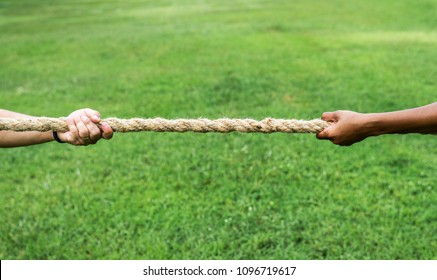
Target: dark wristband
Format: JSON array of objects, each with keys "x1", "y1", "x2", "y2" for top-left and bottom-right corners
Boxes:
[{"x1": 53, "y1": 131, "x2": 65, "y2": 143}]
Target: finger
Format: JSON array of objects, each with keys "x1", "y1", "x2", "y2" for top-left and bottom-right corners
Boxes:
[
  {"x1": 321, "y1": 112, "x2": 335, "y2": 121},
  {"x1": 56, "y1": 119, "x2": 71, "y2": 143},
  {"x1": 65, "y1": 117, "x2": 79, "y2": 144},
  {"x1": 73, "y1": 115, "x2": 91, "y2": 144},
  {"x1": 81, "y1": 115, "x2": 101, "y2": 143},
  {"x1": 316, "y1": 126, "x2": 333, "y2": 140},
  {"x1": 83, "y1": 108, "x2": 101, "y2": 123},
  {"x1": 100, "y1": 122, "x2": 114, "y2": 140}
]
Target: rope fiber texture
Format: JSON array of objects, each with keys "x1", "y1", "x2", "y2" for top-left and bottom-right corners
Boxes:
[{"x1": 0, "y1": 117, "x2": 330, "y2": 134}]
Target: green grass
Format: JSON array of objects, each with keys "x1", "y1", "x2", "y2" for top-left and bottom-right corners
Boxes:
[{"x1": 1, "y1": 0, "x2": 436, "y2": 259}]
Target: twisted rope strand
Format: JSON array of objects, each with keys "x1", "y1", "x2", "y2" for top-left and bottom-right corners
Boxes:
[{"x1": 0, "y1": 117, "x2": 330, "y2": 133}]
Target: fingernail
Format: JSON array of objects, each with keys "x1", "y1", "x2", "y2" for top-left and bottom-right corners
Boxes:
[{"x1": 93, "y1": 115, "x2": 100, "y2": 121}]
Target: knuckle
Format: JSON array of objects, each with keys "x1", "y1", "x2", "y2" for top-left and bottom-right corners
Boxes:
[
  {"x1": 77, "y1": 139, "x2": 85, "y2": 145},
  {"x1": 78, "y1": 131, "x2": 89, "y2": 138},
  {"x1": 90, "y1": 133, "x2": 100, "y2": 141},
  {"x1": 82, "y1": 116, "x2": 90, "y2": 123},
  {"x1": 73, "y1": 115, "x2": 82, "y2": 123}
]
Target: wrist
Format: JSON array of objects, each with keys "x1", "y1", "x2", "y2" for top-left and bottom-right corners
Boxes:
[
  {"x1": 362, "y1": 113, "x2": 388, "y2": 137},
  {"x1": 52, "y1": 131, "x2": 65, "y2": 143}
]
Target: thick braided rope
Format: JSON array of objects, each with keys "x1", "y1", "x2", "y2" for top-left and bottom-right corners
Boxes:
[{"x1": 0, "y1": 117, "x2": 330, "y2": 133}]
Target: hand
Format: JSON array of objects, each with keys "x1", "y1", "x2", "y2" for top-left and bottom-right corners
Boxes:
[
  {"x1": 316, "y1": 110, "x2": 372, "y2": 146},
  {"x1": 57, "y1": 108, "x2": 113, "y2": 146}
]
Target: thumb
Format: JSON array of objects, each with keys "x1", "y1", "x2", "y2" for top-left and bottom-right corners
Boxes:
[
  {"x1": 57, "y1": 131, "x2": 72, "y2": 143},
  {"x1": 316, "y1": 125, "x2": 333, "y2": 140}
]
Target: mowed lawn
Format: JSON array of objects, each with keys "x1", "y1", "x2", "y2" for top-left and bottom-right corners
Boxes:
[{"x1": 1, "y1": 0, "x2": 436, "y2": 259}]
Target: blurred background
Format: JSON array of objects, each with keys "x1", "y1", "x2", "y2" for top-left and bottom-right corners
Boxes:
[{"x1": 0, "y1": 0, "x2": 436, "y2": 259}]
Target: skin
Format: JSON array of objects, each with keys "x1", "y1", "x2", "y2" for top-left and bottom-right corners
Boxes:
[
  {"x1": 0, "y1": 108, "x2": 113, "y2": 148},
  {"x1": 317, "y1": 102, "x2": 437, "y2": 146}
]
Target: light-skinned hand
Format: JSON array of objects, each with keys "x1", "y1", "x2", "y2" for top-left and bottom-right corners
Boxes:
[{"x1": 57, "y1": 108, "x2": 113, "y2": 146}]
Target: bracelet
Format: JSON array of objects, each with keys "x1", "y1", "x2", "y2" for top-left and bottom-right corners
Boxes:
[{"x1": 53, "y1": 131, "x2": 65, "y2": 143}]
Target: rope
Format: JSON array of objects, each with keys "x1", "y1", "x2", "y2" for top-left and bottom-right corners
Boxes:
[{"x1": 0, "y1": 117, "x2": 330, "y2": 133}]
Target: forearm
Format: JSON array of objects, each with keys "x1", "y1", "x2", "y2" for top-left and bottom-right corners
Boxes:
[
  {"x1": 0, "y1": 131, "x2": 53, "y2": 147},
  {"x1": 366, "y1": 102, "x2": 437, "y2": 136},
  {"x1": 317, "y1": 102, "x2": 437, "y2": 146},
  {"x1": 0, "y1": 110, "x2": 54, "y2": 147}
]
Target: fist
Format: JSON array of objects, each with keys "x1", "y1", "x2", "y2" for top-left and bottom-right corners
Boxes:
[{"x1": 57, "y1": 108, "x2": 113, "y2": 146}]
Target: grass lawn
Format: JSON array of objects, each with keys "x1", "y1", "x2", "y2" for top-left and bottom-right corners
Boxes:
[{"x1": 0, "y1": 0, "x2": 436, "y2": 259}]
